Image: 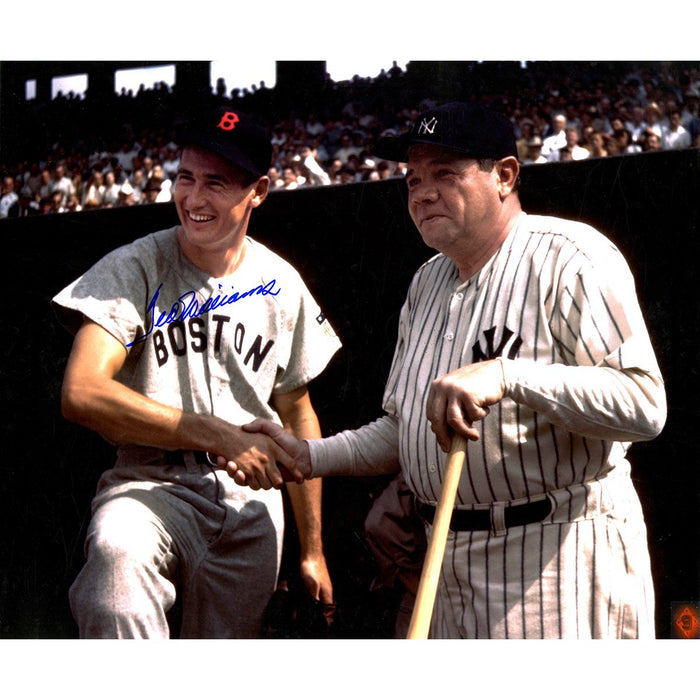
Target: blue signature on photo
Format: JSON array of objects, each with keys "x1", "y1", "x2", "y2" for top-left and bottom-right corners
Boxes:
[{"x1": 127, "y1": 279, "x2": 281, "y2": 346}]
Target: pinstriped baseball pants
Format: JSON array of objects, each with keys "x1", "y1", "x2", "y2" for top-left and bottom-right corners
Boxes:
[{"x1": 430, "y1": 470, "x2": 655, "y2": 639}]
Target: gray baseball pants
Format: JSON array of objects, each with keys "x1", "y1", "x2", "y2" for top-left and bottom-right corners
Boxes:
[{"x1": 69, "y1": 447, "x2": 284, "y2": 638}]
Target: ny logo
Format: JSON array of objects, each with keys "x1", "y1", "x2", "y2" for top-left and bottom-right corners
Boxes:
[
  {"x1": 472, "y1": 326, "x2": 523, "y2": 362},
  {"x1": 417, "y1": 117, "x2": 438, "y2": 135}
]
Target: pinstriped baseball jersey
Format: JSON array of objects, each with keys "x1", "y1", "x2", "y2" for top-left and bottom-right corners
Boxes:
[{"x1": 383, "y1": 212, "x2": 664, "y2": 507}]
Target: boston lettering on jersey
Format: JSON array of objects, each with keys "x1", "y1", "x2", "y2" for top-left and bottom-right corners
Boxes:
[{"x1": 152, "y1": 315, "x2": 274, "y2": 370}]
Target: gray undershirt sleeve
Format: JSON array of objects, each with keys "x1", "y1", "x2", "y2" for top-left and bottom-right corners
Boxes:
[{"x1": 306, "y1": 414, "x2": 401, "y2": 478}]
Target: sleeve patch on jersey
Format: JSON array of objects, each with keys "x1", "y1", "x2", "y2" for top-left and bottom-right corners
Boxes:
[{"x1": 317, "y1": 311, "x2": 338, "y2": 339}]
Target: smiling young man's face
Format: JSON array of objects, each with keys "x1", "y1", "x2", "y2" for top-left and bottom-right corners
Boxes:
[{"x1": 174, "y1": 146, "x2": 268, "y2": 260}]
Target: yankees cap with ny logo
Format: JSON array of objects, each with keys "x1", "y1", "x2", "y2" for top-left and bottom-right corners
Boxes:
[{"x1": 372, "y1": 101, "x2": 518, "y2": 163}]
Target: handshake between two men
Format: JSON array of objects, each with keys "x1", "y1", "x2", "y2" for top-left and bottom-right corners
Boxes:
[{"x1": 217, "y1": 359, "x2": 507, "y2": 491}]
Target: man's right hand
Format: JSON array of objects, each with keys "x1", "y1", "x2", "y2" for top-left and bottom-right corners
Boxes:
[
  {"x1": 219, "y1": 419, "x2": 312, "y2": 489},
  {"x1": 213, "y1": 424, "x2": 304, "y2": 491}
]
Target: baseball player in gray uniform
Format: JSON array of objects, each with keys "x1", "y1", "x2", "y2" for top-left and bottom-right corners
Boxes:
[
  {"x1": 52, "y1": 105, "x2": 341, "y2": 638},
  {"x1": 239, "y1": 102, "x2": 667, "y2": 639}
]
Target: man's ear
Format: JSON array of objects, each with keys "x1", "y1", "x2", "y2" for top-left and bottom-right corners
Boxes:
[
  {"x1": 495, "y1": 156, "x2": 520, "y2": 197},
  {"x1": 251, "y1": 176, "x2": 270, "y2": 207}
]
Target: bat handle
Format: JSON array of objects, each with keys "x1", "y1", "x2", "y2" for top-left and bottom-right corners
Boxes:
[{"x1": 407, "y1": 434, "x2": 467, "y2": 639}]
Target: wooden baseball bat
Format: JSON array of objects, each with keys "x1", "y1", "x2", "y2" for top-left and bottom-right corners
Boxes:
[{"x1": 407, "y1": 434, "x2": 467, "y2": 639}]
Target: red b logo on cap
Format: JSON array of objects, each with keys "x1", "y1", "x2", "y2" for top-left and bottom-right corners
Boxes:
[{"x1": 217, "y1": 111, "x2": 240, "y2": 131}]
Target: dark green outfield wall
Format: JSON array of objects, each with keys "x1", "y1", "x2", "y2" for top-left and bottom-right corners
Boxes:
[{"x1": 1, "y1": 148, "x2": 698, "y2": 638}]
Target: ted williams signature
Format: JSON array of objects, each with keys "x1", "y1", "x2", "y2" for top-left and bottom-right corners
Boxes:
[{"x1": 127, "y1": 279, "x2": 281, "y2": 347}]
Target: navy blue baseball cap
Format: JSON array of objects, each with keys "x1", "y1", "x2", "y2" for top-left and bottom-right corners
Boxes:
[
  {"x1": 372, "y1": 101, "x2": 518, "y2": 162},
  {"x1": 181, "y1": 104, "x2": 272, "y2": 179}
]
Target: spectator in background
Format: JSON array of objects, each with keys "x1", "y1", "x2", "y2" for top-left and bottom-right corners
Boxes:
[
  {"x1": 24, "y1": 162, "x2": 43, "y2": 199},
  {"x1": 595, "y1": 95, "x2": 614, "y2": 134},
  {"x1": 128, "y1": 168, "x2": 146, "y2": 204},
  {"x1": 680, "y1": 89, "x2": 699, "y2": 143},
  {"x1": 270, "y1": 124, "x2": 288, "y2": 149},
  {"x1": 540, "y1": 113, "x2": 567, "y2": 158},
  {"x1": 118, "y1": 180, "x2": 138, "y2": 207},
  {"x1": 114, "y1": 141, "x2": 139, "y2": 174},
  {"x1": 625, "y1": 105, "x2": 648, "y2": 145},
  {"x1": 119, "y1": 168, "x2": 144, "y2": 207},
  {"x1": 49, "y1": 189, "x2": 67, "y2": 214},
  {"x1": 609, "y1": 116, "x2": 626, "y2": 137},
  {"x1": 296, "y1": 147, "x2": 331, "y2": 186},
  {"x1": 604, "y1": 134, "x2": 620, "y2": 156},
  {"x1": 547, "y1": 126, "x2": 590, "y2": 162},
  {"x1": 305, "y1": 113, "x2": 325, "y2": 138},
  {"x1": 325, "y1": 158, "x2": 343, "y2": 184},
  {"x1": 11, "y1": 191, "x2": 41, "y2": 217},
  {"x1": 588, "y1": 130, "x2": 609, "y2": 158},
  {"x1": 359, "y1": 159, "x2": 379, "y2": 181},
  {"x1": 563, "y1": 102, "x2": 583, "y2": 134},
  {"x1": 338, "y1": 165, "x2": 357, "y2": 184},
  {"x1": 102, "y1": 171, "x2": 122, "y2": 208},
  {"x1": 35, "y1": 169, "x2": 52, "y2": 203},
  {"x1": 150, "y1": 164, "x2": 173, "y2": 202},
  {"x1": 522, "y1": 136, "x2": 547, "y2": 164},
  {"x1": 267, "y1": 166, "x2": 284, "y2": 189},
  {"x1": 376, "y1": 161, "x2": 394, "y2": 179},
  {"x1": 643, "y1": 103, "x2": 664, "y2": 138},
  {"x1": 333, "y1": 132, "x2": 362, "y2": 164},
  {"x1": 71, "y1": 168, "x2": 85, "y2": 205},
  {"x1": 661, "y1": 109, "x2": 692, "y2": 150},
  {"x1": 516, "y1": 119, "x2": 537, "y2": 162},
  {"x1": 161, "y1": 147, "x2": 180, "y2": 181},
  {"x1": 580, "y1": 124, "x2": 595, "y2": 151},
  {"x1": 307, "y1": 136, "x2": 330, "y2": 163},
  {"x1": 141, "y1": 155, "x2": 155, "y2": 180},
  {"x1": 0, "y1": 174, "x2": 19, "y2": 217},
  {"x1": 65, "y1": 194, "x2": 82, "y2": 212},
  {"x1": 82, "y1": 170, "x2": 105, "y2": 210},
  {"x1": 613, "y1": 127, "x2": 642, "y2": 155},
  {"x1": 51, "y1": 162, "x2": 76, "y2": 207},
  {"x1": 659, "y1": 98, "x2": 679, "y2": 133},
  {"x1": 142, "y1": 177, "x2": 163, "y2": 204},
  {"x1": 281, "y1": 165, "x2": 303, "y2": 190},
  {"x1": 641, "y1": 130, "x2": 663, "y2": 152}
]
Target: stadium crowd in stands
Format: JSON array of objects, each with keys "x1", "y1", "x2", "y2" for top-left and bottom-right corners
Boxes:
[{"x1": 1, "y1": 60, "x2": 699, "y2": 218}]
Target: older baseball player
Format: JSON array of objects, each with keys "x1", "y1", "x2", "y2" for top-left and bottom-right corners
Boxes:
[
  {"x1": 240, "y1": 101, "x2": 667, "y2": 639},
  {"x1": 52, "y1": 105, "x2": 341, "y2": 638}
]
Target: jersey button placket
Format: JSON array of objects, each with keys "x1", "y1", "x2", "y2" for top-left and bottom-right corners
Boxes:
[{"x1": 443, "y1": 286, "x2": 466, "y2": 344}]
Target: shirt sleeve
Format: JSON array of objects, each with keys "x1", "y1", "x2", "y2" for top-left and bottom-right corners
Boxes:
[
  {"x1": 271, "y1": 271, "x2": 342, "y2": 394},
  {"x1": 502, "y1": 361, "x2": 665, "y2": 441},
  {"x1": 51, "y1": 242, "x2": 153, "y2": 347},
  {"x1": 502, "y1": 238, "x2": 666, "y2": 442},
  {"x1": 307, "y1": 414, "x2": 401, "y2": 478}
]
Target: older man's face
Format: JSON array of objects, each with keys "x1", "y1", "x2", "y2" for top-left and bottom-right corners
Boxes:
[{"x1": 405, "y1": 145, "x2": 504, "y2": 258}]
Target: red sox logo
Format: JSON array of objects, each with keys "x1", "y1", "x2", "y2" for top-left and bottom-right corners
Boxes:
[{"x1": 217, "y1": 111, "x2": 240, "y2": 131}]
